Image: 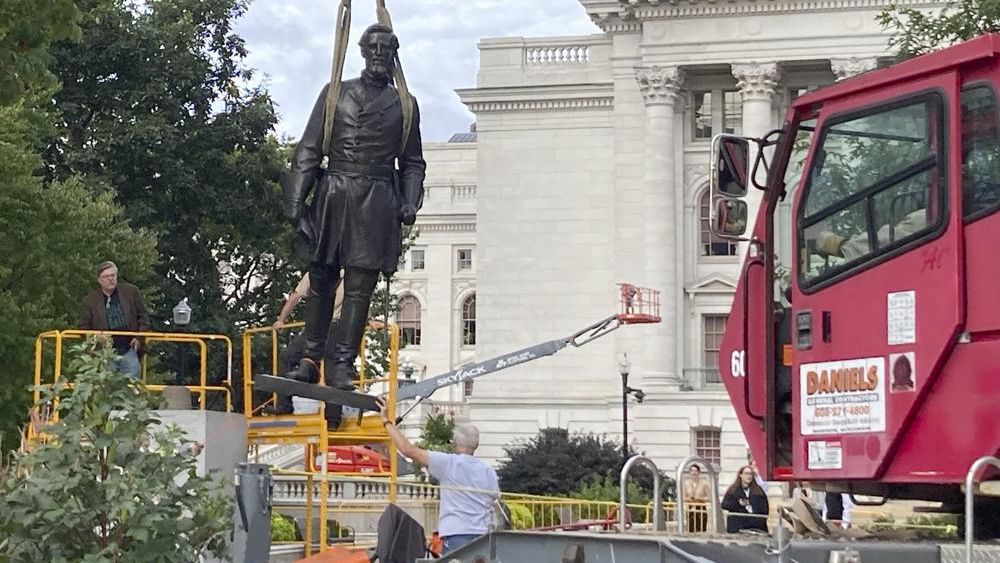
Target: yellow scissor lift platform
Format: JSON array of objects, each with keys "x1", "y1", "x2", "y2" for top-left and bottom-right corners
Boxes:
[
  {"x1": 28, "y1": 329, "x2": 235, "y2": 445},
  {"x1": 243, "y1": 321, "x2": 401, "y2": 556}
]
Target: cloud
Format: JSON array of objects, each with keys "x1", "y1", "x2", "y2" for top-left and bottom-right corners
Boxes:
[{"x1": 237, "y1": 0, "x2": 598, "y2": 141}]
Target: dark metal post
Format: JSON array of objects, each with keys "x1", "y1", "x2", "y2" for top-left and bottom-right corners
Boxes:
[
  {"x1": 174, "y1": 345, "x2": 184, "y2": 386},
  {"x1": 618, "y1": 353, "x2": 632, "y2": 468},
  {"x1": 622, "y1": 371, "x2": 629, "y2": 467},
  {"x1": 232, "y1": 463, "x2": 272, "y2": 563},
  {"x1": 172, "y1": 298, "x2": 192, "y2": 385}
]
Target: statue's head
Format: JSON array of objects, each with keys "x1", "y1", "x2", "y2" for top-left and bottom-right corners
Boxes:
[{"x1": 359, "y1": 24, "x2": 398, "y2": 79}]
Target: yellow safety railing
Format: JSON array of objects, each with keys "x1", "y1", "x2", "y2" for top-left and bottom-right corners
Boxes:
[
  {"x1": 241, "y1": 321, "x2": 400, "y2": 418},
  {"x1": 242, "y1": 321, "x2": 401, "y2": 556},
  {"x1": 33, "y1": 329, "x2": 234, "y2": 414}
]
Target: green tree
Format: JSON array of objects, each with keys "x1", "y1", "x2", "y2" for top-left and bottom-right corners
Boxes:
[
  {"x1": 42, "y1": 0, "x2": 297, "y2": 338},
  {"x1": 878, "y1": 0, "x2": 1000, "y2": 59},
  {"x1": 0, "y1": 96, "x2": 157, "y2": 450},
  {"x1": 412, "y1": 411, "x2": 454, "y2": 482},
  {"x1": 419, "y1": 412, "x2": 456, "y2": 453},
  {"x1": 0, "y1": 345, "x2": 231, "y2": 561},
  {"x1": 271, "y1": 513, "x2": 297, "y2": 542},
  {"x1": 572, "y1": 475, "x2": 650, "y2": 505},
  {"x1": 0, "y1": 0, "x2": 80, "y2": 105},
  {"x1": 497, "y1": 428, "x2": 675, "y2": 501}
]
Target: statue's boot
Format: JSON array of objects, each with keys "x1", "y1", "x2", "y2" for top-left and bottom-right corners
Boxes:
[
  {"x1": 323, "y1": 318, "x2": 356, "y2": 391},
  {"x1": 327, "y1": 268, "x2": 380, "y2": 390},
  {"x1": 324, "y1": 403, "x2": 343, "y2": 431},
  {"x1": 328, "y1": 344, "x2": 359, "y2": 391},
  {"x1": 285, "y1": 357, "x2": 320, "y2": 384}
]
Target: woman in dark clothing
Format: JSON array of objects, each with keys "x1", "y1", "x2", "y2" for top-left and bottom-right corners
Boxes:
[{"x1": 721, "y1": 465, "x2": 770, "y2": 533}]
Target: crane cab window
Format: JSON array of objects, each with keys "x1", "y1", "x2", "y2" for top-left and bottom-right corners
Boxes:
[
  {"x1": 798, "y1": 96, "x2": 945, "y2": 286},
  {"x1": 962, "y1": 85, "x2": 1000, "y2": 220}
]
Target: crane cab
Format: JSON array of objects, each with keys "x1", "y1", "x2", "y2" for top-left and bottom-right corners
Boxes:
[{"x1": 715, "y1": 34, "x2": 1000, "y2": 512}]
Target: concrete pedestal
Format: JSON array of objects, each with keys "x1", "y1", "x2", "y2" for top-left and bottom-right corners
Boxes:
[{"x1": 153, "y1": 410, "x2": 247, "y2": 476}]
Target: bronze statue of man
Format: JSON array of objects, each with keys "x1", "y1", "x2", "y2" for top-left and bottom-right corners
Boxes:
[{"x1": 282, "y1": 23, "x2": 425, "y2": 391}]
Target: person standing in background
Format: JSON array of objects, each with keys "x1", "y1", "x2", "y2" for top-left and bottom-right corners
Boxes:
[{"x1": 79, "y1": 261, "x2": 149, "y2": 379}]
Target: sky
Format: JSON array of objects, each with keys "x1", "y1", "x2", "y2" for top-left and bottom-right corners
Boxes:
[{"x1": 236, "y1": 0, "x2": 600, "y2": 142}]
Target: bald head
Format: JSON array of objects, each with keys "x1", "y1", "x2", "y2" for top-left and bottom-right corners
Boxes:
[{"x1": 453, "y1": 422, "x2": 480, "y2": 453}]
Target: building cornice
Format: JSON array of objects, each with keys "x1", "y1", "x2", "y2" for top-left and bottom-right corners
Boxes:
[
  {"x1": 622, "y1": 0, "x2": 941, "y2": 18},
  {"x1": 580, "y1": 0, "x2": 641, "y2": 32},
  {"x1": 415, "y1": 222, "x2": 476, "y2": 233},
  {"x1": 457, "y1": 84, "x2": 614, "y2": 114},
  {"x1": 581, "y1": 0, "x2": 939, "y2": 25},
  {"x1": 464, "y1": 97, "x2": 614, "y2": 113}
]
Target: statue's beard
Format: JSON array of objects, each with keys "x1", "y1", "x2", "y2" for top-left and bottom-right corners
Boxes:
[{"x1": 365, "y1": 59, "x2": 393, "y2": 79}]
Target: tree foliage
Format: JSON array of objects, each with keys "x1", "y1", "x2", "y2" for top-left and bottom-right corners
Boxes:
[
  {"x1": 271, "y1": 513, "x2": 297, "y2": 542},
  {"x1": 878, "y1": 0, "x2": 1000, "y2": 58},
  {"x1": 0, "y1": 0, "x2": 80, "y2": 105},
  {"x1": 411, "y1": 411, "x2": 454, "y2": 482},
  {"x1": 418, "y1": 412, "x2": 456, "y2": 454},
  {"x1": 496, "y1": 428, "x2": 675, "y2": 501},
  {"x1": 0, "y1": 94, "x2": 157, "y2": 448},
  {"x1": 0, "y1": 345, "x2": 231, "y2": 562},
  {"x1": 498, "y1": 428, "x2": 622, "y2": 496},
  {"x1": 571, "y1": 475, "x2": 650, "y2": 505},
  {"x1": 42, "y1": 0, "x2": 296, "y2": 336}
]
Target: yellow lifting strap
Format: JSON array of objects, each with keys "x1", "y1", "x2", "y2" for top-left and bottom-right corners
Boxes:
[{"x1": 322, "y1": 0, "x2": 415, "y2": 157}]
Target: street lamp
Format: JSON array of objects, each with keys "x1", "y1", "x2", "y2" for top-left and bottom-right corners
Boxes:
[
  {"x1": 400, "y1": 355, "x2": 416, "y2": 387},
  {"x1": 172, "y1": 298, "x2": 192, "y2": 385},
  {"x1": 618, "y1": 353, "x2": 645, "y2": 467},
  {"x1": 173, "y1": 298, "x2": 192, "y2": 327}
]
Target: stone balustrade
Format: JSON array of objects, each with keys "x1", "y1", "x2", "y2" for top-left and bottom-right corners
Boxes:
[
  {"x1": 470, "y1": 35, "x2": 611, "y2": 89},
  {"x1": 525, "y1": 44, "x2": 590, "y2": 65},
  {"x1": 451, "y1": 184, "x2": 476, "y2": 200},
  {"x1": 426, "y1": 400, "x2": 469, "y2": 419},
  {"x1": 272, "y1": 476, "x2": 440, "y2": 506}
]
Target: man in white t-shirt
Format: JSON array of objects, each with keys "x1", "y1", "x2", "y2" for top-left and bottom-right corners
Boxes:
[
  {"x1": 273, "y1": 273, "x2": 345, "y2": 330},
  {"x1": 376, "y1": 397, "x2": 499, "y2": 554}
]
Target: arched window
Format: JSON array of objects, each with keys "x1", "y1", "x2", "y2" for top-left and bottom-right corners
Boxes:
[
  {"x1": 461, "y1": 294, "x2": 476, "y2": 347},
  {"x1": 700, "y1": 190, "x2": 737, "y2": 256},
  {"x1": 397, "y1": 295, "x2": 421, "y2": 346}
]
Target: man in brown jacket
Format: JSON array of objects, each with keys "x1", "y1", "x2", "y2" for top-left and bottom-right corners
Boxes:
[{"x1": 79, "y1": 261, "x2": 150, "y2": 379}]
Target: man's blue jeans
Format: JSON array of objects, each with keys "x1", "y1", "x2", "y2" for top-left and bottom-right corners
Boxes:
[
  {"x1": 113, "y1": 349, "x2": 141, "y2": 380},
  {"x1": 442, "y1": 534, "x2": 480, "y2": 554}
]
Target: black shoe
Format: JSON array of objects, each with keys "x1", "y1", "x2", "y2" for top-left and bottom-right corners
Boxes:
[
  {"x1": 325, "y1": 404, "x2": 343, "y2": 430},
  {"x1": 286, "y1": 358, "x2": 320, "y2": 384},
  {"x1": 328, "y1": 362, "x2": 356, "y2": 391}
]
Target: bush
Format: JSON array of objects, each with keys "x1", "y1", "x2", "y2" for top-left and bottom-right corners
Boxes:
[
  {"x1": 866, "y1": 512, "x2": 896, "y2": 533},
  {"x1": 573, "y1": 475, "x2": 648, "y2": 505},
  {"x1": 905, "y1": 514, "x2": 957, "y2": 539},
  {"x1": 414, "y1": 413, "x2": 455, "y2": 483},
  {"x1": 0, "y1": 345, "x2": 231, "y2": 562},
  {"x1": 497, "y1": 428, "x2": 675, "y2": 502},
  {"x1": 271, "y1": 513, "x2": 297, "y2": 542},
  {"x1": 506, "y1": 503, "x2": 535, "y2": 530},
  {"x1": 328, "y1": 519, "x2": 351, "y2": 541}
]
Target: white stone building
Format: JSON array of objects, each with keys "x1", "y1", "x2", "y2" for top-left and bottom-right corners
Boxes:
[
  {"x1": 392, "y1": 134, "x2": 479, "y2": 414},
  {"x1": 391, "y1": 0, "x2": 935, "y2": 486},
  {"x1": 414, "y1": 0, "x2": 920, "y2": 485}
]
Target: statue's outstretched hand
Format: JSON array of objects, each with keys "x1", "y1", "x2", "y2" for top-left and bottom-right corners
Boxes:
[{"x1": 400, "y1": 204, "x2": 417, "y2": 226}]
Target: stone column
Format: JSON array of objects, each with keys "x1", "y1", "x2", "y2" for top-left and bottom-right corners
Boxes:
[
  {"x1": 635, "y1": 65, "x2": 683, "y2": 386},
  {"x1": 830, "y1": 57, "x2": 879, "y2": 81},
  {"x1": 732, "y1": 62, "x2": 781, "y2": 248}
]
